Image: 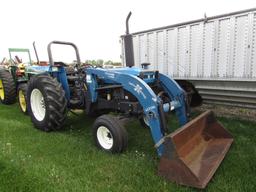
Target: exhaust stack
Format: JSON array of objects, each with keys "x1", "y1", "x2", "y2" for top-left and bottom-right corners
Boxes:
[
  {"x1": 33, "y1": 41, "x2": 40, "y2": 65},
  {"x1": 123, "y1": 12, "x2": 135, "y2": 67}
]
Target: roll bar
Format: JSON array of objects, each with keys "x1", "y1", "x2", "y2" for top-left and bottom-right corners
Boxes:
[{"x1": 47, "y1": 41, "x2": 81, "y2": 66}]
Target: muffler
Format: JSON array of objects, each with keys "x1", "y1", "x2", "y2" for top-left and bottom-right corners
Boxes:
[{"x1": 158, "y1": 110, "x2": 233, "y2": 188}]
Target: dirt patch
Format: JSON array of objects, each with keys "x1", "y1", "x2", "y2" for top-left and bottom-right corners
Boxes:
[{"x1": 192, "y1": 104, "x2": 256, "y2": 122}]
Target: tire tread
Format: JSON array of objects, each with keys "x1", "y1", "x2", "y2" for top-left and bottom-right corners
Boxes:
[
  {"x1": 0, "y1": 70, "x2": 16, "y2": 104},
  {"x1": 27, "y1": 75, "x2": 67, "y2": 131}
]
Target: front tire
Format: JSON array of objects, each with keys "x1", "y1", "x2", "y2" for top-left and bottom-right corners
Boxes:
[
  {"x1": 0, "y1": 70, "x2": 16, "y2": 104},
  {"x1": 93, "y1": 115, "x2": 128, "y2": 153},
  {"x1": 27, "y1": 75, "x2": 67, "y2": 131}
]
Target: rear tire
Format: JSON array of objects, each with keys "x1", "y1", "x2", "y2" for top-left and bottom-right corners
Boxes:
[
  {"x1": 93, "y1": 115, "x2": 128, "y2": 153},
  {"x1": 0, "y1": 70, "x2": 16, "y2": 104},
  {"x1": 27, "y1": 75, "x2": 67, "y2": 131},
  {"x1": 18, "y1": 83, "x2": 28, "y2": 114}
]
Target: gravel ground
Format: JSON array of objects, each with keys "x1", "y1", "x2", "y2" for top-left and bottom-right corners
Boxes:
[{"x1": 192, "y1": 103, "x2": 256, "y2": 122}]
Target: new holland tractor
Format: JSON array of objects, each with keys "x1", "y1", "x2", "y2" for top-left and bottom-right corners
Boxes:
[
  {"x1": 23, "y1": 38, "x2": 233, "y2": 188},
  {"x1": 1, "y1": 13, "x2": 233, "y2": 189}
]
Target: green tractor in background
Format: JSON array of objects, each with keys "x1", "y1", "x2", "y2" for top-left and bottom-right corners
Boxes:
[
  {"x1": 0, "y1": 43, "x2": 76, "y2": 114},
  {"x1": 0, "y1": 48, "x2": 33, "y2": 113}
]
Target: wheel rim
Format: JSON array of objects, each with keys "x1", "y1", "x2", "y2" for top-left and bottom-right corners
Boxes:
[
  {"x1": 30, "y1": 89, "x2": 46, "y2": 121},
  {"x1": 18, "y1": 90, "x2": 26, "y2": 112},
  {"x1": 143, "y1": 115, "x2": 149, "y2": 126},
  {"x1": 97, "y1": 126, "x2": 113, "y2": 150},
  {"x1": 0, "y1": 79, "x2": 4, "y2": 100}
]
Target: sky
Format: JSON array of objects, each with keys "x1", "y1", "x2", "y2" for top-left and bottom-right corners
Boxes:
[{"x1": 0, "y1": 0, "x2": 255, "y2": 63}]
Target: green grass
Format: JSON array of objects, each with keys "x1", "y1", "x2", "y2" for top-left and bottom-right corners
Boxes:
[{"x1": 0, "y1": 104, "x2": 255, "y2": 192}]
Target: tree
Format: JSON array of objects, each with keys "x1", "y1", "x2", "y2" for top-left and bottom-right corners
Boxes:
[
  {"x1": 104, "y1": 60, "x2": 113, "y2": 65},
  {"x1": 96, "y1": 59, "x2": 104, "y2": 65},
  {"x1": 112, "y1": 62, "x2": 122, "y2": 66},
  {"x1": 85, "y1": 60, "x2": 92, "y2": 64},
  {"x1": 91, "y1": 60, "x2": 97, "y2": 65}
]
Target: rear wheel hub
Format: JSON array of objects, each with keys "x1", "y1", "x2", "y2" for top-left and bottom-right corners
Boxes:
[
  {"x1": 30, "y1": 89, "x2": 46, "y2": 121},
  {"x1": 18, "y1": 90, "x2": 26, "y2": 112},
  {"x1": 0, "y1": 79, "x2": 5, "y2": 100}
]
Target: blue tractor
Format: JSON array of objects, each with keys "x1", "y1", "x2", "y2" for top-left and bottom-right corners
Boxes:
[{"x1": 25, "y1": 13, "x2": 233, "y2": 189}]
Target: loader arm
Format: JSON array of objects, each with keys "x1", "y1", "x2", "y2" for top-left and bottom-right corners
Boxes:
[
  {"x1": 86, "y1": 68, "x2": 188, "y2": 156},
  {"x1": 158, "y1": 73, "x2": 188, "y2": 125}
]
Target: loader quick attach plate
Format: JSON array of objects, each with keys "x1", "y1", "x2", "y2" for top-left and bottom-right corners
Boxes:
[{"x1": 158, "y1": 110, "x2": 233, "y2": 189}]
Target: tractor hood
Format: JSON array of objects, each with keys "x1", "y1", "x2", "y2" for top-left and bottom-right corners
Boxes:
[
  {"x1": 102, "y1": 67, "x2": 142, "y2": 76},
  {"x1": 88, "y1": 67, "x2": 156, "y2": 84},
  {"x1": 26, "y1": 66, "x2": 50, "y2": 74}
]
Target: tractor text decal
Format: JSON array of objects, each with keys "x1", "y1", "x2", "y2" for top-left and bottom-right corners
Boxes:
[{"x1": 128, "y1": 82, "x2": 146, "y2": 99}]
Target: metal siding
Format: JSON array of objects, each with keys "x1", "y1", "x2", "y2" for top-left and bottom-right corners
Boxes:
[
  {"x1": 189, "y1": 24, "x2": 202, "y2": 77},
  {"x1": 124, "y1": 9, "x2": 256, "y2": 81},
  {"x1": 251, "y1": 13, "x2": 256, "y2": 78},
  {"x1": 156, "y1": 31, "x2": 165, "y2": 73},
  {"x1": 132, "y1": 35, "x2": 140, "y2": 67},
  {"x1": 203, "y1": 22, "x2": 215, "y2": 77},
  {"x1": 212, "y1": 20, "x2": 219, "y2": 77},
  {"x1": 217, "y1": 18, "x2": 231, "y2": 78},
  {"x1": 139, "y1": 34, "x2": 147, "y2": 65},
  {"x1": 177, "y1": 27, "x2": 189, "y2": 77},
  {"x1": 246, "y1": 13, "x2": 254, "y2": 78},
  {"x1": 191, "y1": 80, "x2": 256, "y2": 109},
  {"x1": 197, "y1": 23, "x2": 204, "y2": 77},
  {"x1": 233, "y1": 15, "x2": 248, "y2": 78},
  {"x1": 122, "y1": 9, "x2": 256, "y2": 108},
  {"x1": 166, "y1": 29, "x2": 178, "y2": 76},
  {"x1": 147, "y1": 33, "x2": 156, "y2": 70},
  {"x1": 227, "y1": 17, "x2": 236, "y2": 78},
  {"x1": 121, "y1": 38, "x2": 125, "y2": 66}
]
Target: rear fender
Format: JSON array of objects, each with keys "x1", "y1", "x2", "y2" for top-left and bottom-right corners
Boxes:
[{"x1": 50, "y1": 66, "x2": 70, "y2": 100}]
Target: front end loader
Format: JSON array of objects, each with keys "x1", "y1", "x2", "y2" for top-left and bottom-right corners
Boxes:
[
  {"x1": 5, "y1": 11, "x2": 231, "y2": 189},
  {"x1": 24, "y1": 37, "x2": 233, "y2": 189},
  {"x1": 85, "y1": 65, "x2": 233, "y2": 189}
]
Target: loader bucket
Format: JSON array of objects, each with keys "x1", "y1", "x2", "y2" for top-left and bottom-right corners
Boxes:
[{"x1": 158, "y1": 110, "x2": 233, "y2": 189}]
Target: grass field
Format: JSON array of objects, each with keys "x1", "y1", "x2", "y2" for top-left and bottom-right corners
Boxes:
[{"x1": 0, "y1": 104, "x2": 255, "y2": 192}]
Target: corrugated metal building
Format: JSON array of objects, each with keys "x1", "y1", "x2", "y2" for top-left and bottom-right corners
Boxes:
[{"x1": 121, "y1": 8, "x2": 256, "y2": 108}]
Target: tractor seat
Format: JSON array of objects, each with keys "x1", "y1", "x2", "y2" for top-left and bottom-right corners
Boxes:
[
  {"x1": 54, "y1": 61, "x2": 67, "y2": 66},
  {"x1": 67, "y1": 76, "x2": 79, "y2": 81}
]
